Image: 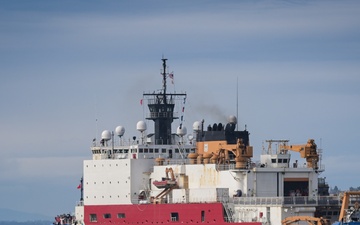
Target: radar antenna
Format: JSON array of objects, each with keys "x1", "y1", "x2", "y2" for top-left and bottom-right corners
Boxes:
[{"x1": 143, "y1": 58, "x2": 186, "y2": 145}]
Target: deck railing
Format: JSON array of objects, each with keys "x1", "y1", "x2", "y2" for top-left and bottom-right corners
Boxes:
[
  {"x1": 132, "y1": 195, "x2": 343, "y2": 207},
  {"x1": 232, "y1": 195, "x2": 342, "y2": 207}
]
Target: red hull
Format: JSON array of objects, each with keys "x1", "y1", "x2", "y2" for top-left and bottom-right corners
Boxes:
[{"x1": 84, "y1": 202, "x2": 260, "y2": 224}]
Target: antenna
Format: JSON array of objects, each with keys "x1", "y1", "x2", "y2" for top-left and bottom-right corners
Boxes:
[
  {"x1": 236, "y1": 76, "x2": 239, "y2": 131},
  {"x1": 162, "y1": 57, "x2": 168, "y2": 98}
]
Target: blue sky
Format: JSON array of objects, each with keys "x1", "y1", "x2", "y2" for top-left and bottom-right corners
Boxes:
[{"x1": 0, "y1": 0, "x2": 359, "y2": 218}]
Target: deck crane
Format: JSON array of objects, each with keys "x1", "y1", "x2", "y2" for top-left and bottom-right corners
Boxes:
[
  {"x1": 282, "y1": 216, "x2": 328, "y2": 225},
  {"x1": 209, "y1": 138, "x2": 253, "y2": 169},
  {"x1": 152, "y1": 167, "x2": 178, "y2": 204},
  {"x1": 280, "y1": 139, "x2": 319, "y2": 169},
  {"x1": 335, "y1": 191, "x2": 360, "y2": 224}
]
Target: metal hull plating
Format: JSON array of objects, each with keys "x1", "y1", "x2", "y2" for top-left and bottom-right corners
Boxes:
[{"x1": 83, "y1": 203, "x2": 260, "y2": 225}]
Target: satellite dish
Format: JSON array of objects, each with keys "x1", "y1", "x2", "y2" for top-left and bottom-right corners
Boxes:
[
  {"x1": 228, "y1": 115, "x2": 237, "y2": 125},
  {"x1": 101, "y1": 130, "x2": 111, "y2": 141},
  {"x1": 115, "y1": 126, "x2": 125, "y2": 137},
  {"x1": 193, "y1": 121, "x2": 200, "y2": 131},
  {"x1": 176, "y1": 126, "x2": 187, "y2": 137},
  {"x1": 136, "y1": 121, "x2": 147, "y2": 132},
  {"x1": 187, "y1": 134, "x2": 194, "y2": 141}
]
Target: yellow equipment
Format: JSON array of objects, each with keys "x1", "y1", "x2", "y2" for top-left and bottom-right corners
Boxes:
[
  {"x1": 338, "y1": 191, "x2": 360, "y2": 222},
  {"x1": 282, "y1": 216, "x2": 327, "y2": 225},
  {"x1": 280, "y1": 139, "x2": 319, "y2": 169},
  {"x1": 196, "y1": 138, "x2": 253, "y2": 169}
]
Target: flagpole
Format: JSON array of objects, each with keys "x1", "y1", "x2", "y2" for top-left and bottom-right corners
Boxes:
[{"x1": 236, "y1": 76, "x2": 238, "y2": 131}]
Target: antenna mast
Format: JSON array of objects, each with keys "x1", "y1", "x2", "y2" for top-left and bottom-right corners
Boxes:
[
  {"x1": 143, "y1": 58, "x2": 187, "y2": 145},
  {"x1": 236, "y1": 76, "x2": 239, "y2": 131},
  {"x1": 162, "y1": 58, "x2": 167, "y2": 103}
]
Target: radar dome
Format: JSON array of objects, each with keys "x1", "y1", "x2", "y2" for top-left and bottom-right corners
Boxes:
[
  {"x1": 187, "y1": 134, "x2": 194, "y2": 141},
  {"x1": 193, "y1": 121, "x2": 201, "y2": 131},
  {"x1": 176, "y1": 126, "x2": 187, "y2": 137},
  {"x1": 101, "y1": 130, "x2": 111, "y2": 141},
  {"x1": 136, "y1": 121, "x2": 147, "y2": 132},
  {"x1": 228, "y1": 115, "x2": 237, "y2": 124},
  {"x1": 115, "y1": 126, "x2": 125, "y2": 137}
]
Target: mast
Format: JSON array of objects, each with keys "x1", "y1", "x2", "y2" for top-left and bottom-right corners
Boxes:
[
  {"x1": 143, "y1": 58, "x2": 186, "y2": 145},
  {"x1": 162, "y1": 58, "x2": 167, "y2": 102}
]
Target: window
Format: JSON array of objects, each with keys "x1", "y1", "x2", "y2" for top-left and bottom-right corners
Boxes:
[
  {"x1": 90, "y1": 214, "x2": 97, "y2": 222},
  {"x1": 171, "y1": 212, "x2": 179, "y2": 222},
  {"x1": 103, "y1": 213, "x2": 111, "y2": 219},
  {"x1": 201, "y1": 211, "x2": 205, "y2": 222},
  {"x1": 271, "y1": 159, "x2": 276, "y2": 163},
  {"x1": 162, "y1": 149, "x2": 166, "y2": 153},
  {"x1": 117, "y1": 213, "x2": 126, "y2": 218}
]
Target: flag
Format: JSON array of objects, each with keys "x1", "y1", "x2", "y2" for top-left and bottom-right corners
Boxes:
[
  {"x1": 169, "y1": 73, "x2": 174, "y2": 84},
  {"x1": 77, "y1": 183, "x2": 82, "y2": 189},
  {"x1": 140, "y1": 99, "x2": 143, "y2": 105}
]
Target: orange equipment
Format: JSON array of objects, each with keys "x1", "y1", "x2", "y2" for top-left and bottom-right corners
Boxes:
[
  {"x1": 338, "y1": 191, "x2": 360, "y2": 222},
  {"x1": 201, "y1": 138, "x2": 253, "y2": 169},
  {"x1": 282, "y1": 216, "x2": 327, "y2": 225},
  {"x1": 280, "y1": 139, "x2": 319, "y2": 169}
]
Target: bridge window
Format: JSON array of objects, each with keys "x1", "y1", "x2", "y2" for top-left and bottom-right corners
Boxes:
[
  {"x1": 90, "y1": 214, "x2": 97, "y2": 222},
  {"x1": 171, "y1": 212, "x2": 179, "y2": 222},
  {"x1": 201, "y1": 211, "x2": 205, "y2": 222}
]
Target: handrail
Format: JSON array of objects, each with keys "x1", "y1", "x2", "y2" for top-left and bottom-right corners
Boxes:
[{"x1": 233, "y1": 196, "x2": 342, "y2": 207}]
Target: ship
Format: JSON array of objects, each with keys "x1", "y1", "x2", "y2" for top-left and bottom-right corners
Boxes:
[{"x1": 67, "y1": 58, "x2": 356, "y2": 225}]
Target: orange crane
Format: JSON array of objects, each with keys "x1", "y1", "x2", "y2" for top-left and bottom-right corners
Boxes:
[
  {"x1": 208, "y1": 138, "x2": 253, "y2": 169},
  {"x1": 280, "y1": 139, "x2": 319, "y2": 169},
  {"x1": 152, "y1": 167, "x2": 177, "y2": 204},
  {"x1": 338, "y1": 191, "x2": 360, "y2": 223},
  {"x1": 282, "y1": 216, "x2": 327, "y2": 225}
]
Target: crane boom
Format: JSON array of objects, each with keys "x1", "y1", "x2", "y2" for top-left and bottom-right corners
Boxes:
[
  {"x1": 338, "y1": 191, "x2": 360, "y2": 222},
  {"x1": 281, "y1": 139, "x2": 319, "y2": 169}
]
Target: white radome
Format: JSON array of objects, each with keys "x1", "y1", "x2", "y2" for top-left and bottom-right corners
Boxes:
[
  {"x1": 115, "y1": 126, "x2": 125, "y2": 137},
  {"x1": 193, "y1": 121, "x2": 201, "y2": 131},
  {"x1": 101, "y1": 130, "x2": 111, "y2": 140},
  {"x1": 228, "y1": 115, "x2": 237, "y2": 124},
  {"x1": 136, "y1": 121, "x2": 147, "y2": 132},
  {"x1": 176, "y1": 126, "x2": 187, "y2": 137}
]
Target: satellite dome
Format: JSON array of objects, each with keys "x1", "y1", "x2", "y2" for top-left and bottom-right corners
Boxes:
[
  {"x1": 176, "y1": 126, "x2": 187, "y2": 137},
  {"x1": 115, "y1": 126, "x2": 125, "y2": 137},
  {"x1": 187, "y1": 134, "x2": 194, "y2": 141},
  {"x1": 228, "y1": 115, "x2": 237, "y2": 124},
  {"x1": 193, "y1": 121, "x2": 200, "y2": 131},
  {"x1": 136, "y1": 121, "x2": 147, "y2": 132},
  {"x1": 101, "y1": 130, "x2": 111, "y2": 141}
]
